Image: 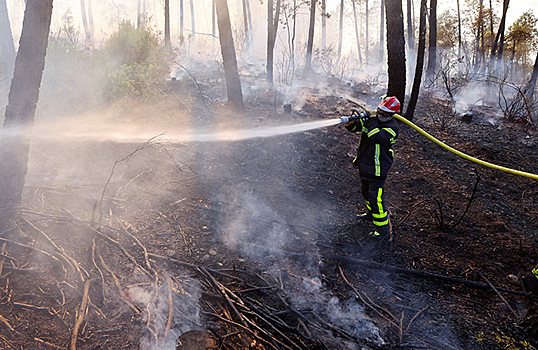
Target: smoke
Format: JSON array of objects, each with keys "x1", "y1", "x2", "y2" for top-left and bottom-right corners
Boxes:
[{"x1": 126, "y1": 274, "x2": 202, "y2": 350}]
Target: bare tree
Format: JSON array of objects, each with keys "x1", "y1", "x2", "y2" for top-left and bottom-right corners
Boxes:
[
  {"x1": 190, "y1": 0, "x2": 195, "y2": 40},
  {"x1": 164, "y1": 0, "x2": 170, "y2": 45},
  {"x1": 304, "y1": 0, "x2": 317, "y2": 73},
  {"x1": 266, "y1": 0, "x2": 281, "y2": 84},
  {"x1": 407, "y1": 0, "x2": 414, "y2": 51},
  {"x1": 212, "y1": 0, "x2": 216, "y2": 50},
  {"x1": 456, "y1": 0, "x2": 462, "y2": 59},
  {"x1": 352, "y1": 0, "x2": 362, "y2": 65},
  {"x1": 88, "y1": 0, "x2": 94, "y2": 42},
  {"x1": 405, "y1": 0, "x2": 427, "y2": 120},
  {"x1": 385, "y1": 0, "x2": 406, "y2": 106},
  {"x1": 426, "y1": 0, "x2": 436, "y2": 83},
  {"x1": 242, "y1": 0, "x2": 249, "y2": 49},
  {"x1": 80, "y1": 0, "x2": 92, "y2": 47},
  {"x1": 488, "y1": 0, "x2": 510, "y2": 75},
  {"x1": 0, "y1": 0, "x2": 16, "y2": 82},
  {"x1": 526, "y1": 51, "x2": 538, "y2": 102},
  {"x1": 337, "y1": 0, "x2": 344, "y2": 61},
  {"x1": 215, "y1": 0, "x2": 243, "y2": 109},
  {"x1": 365, "y1": 0, "x2": 369, "y2": 60},
  {"x1": 137, "y1": 0, "x2": 141, "y2": 27},
  {"x1": 180, "y1": 0, "x2": 184, "y2": 42},
  {"x1": 0, "y1": 0, "x2": 54, "y2": 222},
  {"x1": 379, "y1": 0, "x2": 385, "y2": 62},
  {"x1": 321, "y1": 0, "x2": 326, "y2": 50}
]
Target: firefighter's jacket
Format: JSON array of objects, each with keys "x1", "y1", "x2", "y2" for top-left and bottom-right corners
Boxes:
[{"x1": 345, "y1": 111, "x2": 399, "y2": 180}]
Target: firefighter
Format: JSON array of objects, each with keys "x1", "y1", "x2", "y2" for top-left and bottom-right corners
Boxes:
[{"x1": 344, "y1": 96, "x2": 401, "y2": 240}]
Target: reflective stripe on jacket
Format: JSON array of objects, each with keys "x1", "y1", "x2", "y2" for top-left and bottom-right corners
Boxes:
[{"x1": 345, "y1": 111, "x2": 399, "y2": 180}]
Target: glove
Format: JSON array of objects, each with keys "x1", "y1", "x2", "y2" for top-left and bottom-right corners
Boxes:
[{"x1": 359, "y1": 110, "x2": 370, "y2": 125}]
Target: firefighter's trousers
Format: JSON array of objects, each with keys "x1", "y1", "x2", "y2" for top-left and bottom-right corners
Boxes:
[{"x1": 361, "y1": 179, "x2": 391, "y2": 235}]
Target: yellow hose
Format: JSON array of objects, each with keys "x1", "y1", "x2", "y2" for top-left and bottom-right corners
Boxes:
[{"x1": 392, "y1": 113, "x2": 538, "y2": 180}]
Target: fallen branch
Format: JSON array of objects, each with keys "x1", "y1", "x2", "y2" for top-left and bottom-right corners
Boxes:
[
  {"x1": 0, "y1": 314, "x2": 14, "y2": 332},
  {"x1": 242, "y1": 243, "x2": 535, "y2": 298},
  {"x1": 70, "y1": 279, "x2": 91, "y2": 350}
]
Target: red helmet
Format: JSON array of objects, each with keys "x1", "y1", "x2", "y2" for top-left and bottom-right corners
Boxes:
[{"x1": 378, "y1": 96, "x2": 401, "y2": 114}]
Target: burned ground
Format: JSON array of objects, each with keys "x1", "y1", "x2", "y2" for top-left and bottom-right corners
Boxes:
[{"x1": 0, "y1": 76, "x2": 537, "y2": 350}]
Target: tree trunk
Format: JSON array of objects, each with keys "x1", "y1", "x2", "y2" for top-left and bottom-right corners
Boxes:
[
  {"x1": 379, "y1": 0, "x2": 385, "y2": 62},
  {"x1": 407, "y1": 0, "x2": 414, "y2": 50},
  {"x1": 321, "y1": 0, "x2": 326, "y2": 50},
  {"x1": 190, "y1": 0, "x2": 195, "y2": 39},
  {"x1": 426, "y1": 0, "x2": 436, "y2": 83},
  {"x1": 352, "y1": 0, "x2": 362, "y2": 65},
  {"x1": 137, "y1": 0, "x2": 141, "y2": 28},
  {"x1": 242, "y1": 0, "x2": 249, "y2": 49},
  {"x1": 365, "y1": 0, "x2": 369, "y2": 60},
  {"x1": 80, "y1": 0, "x2": 92, "y2": 46},
  {"x1": 180, "y1": 0, "x2": 184, "y2": 42},
  {"x1": 0, "y1": 0, "x2": 53, "y2": 221},
  {"x1": 526, "y1": 51, "x2": 538, "y2": 102},
  {"x1": 488, "y1": 0, "x2": 509, "y2": 75},
  {"x1": 337, "y1": 0, "x2": 344, "y2": 61},
  {"x1": 385, "y1": 0, "x2": 406, "y2": 107},
  {"x1": 266, "y1": 0, "x2": 281, "y2": 84},
  {"x1": 404, "y1": 0, "x2": 426, "y2": 121},
  {"x1": 479, "y1": 0, "x2": 485, "y2": 73},
  {"x1": 0, "y1": 0, "x2": 16, "y2": 82},
  {"x1": 88, "y1": 0, "x2": 94, "y2": 42},
  {"x1": 456, "y1": 0, "x2": 462, "y2": 59},
  {"x1": 215, "y1": 0, "x2": 243, "y2": 109},
  {"x1": 164, "y1": 0, "x2": 170, "y2": 45},
  {"x1": 304, "y1": 0, "x2": 316, "y2": 73},
  {"x1": 246, "y1": 0, "x2": 253, "y2": 44}
]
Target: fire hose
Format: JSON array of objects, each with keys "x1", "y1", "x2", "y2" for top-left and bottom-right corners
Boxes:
[{"x1": 345, "y1": 98, "x2": 538, "y2": 181}]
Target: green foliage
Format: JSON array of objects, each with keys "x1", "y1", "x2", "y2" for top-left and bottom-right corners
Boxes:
[
  {"x1": 506, "y1": 11, "x2": 538, "y2": 65},
  {"x1": 438, "y1": 10, "x2": 459, "y2": 49},
  {"x1": 104, "y1": 21, "x2": 170, "y2": 100}
]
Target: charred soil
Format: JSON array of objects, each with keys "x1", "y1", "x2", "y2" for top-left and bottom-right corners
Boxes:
[{"x1": 0, "y1": 77, "x2": 537, "y2": 350}]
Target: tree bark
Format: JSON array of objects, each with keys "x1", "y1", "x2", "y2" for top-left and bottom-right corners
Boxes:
[
  {"x1": 365, "y1": 0, "x2": 369, "y2": 60},
  {"x1": 137, "y1": 0, "x2": 141, "y2": 28},
  {"x1": 164, "y1": 0, "x2": 170, "y2": 45},
  {"x1": 379, "y1": 0, "x2": 385, "y2": 63},
  {"x1": 321, "y1": 0, "x2": 326, "y2": 50},
  {"x1": 404, "y1": 0, "x2": 426, "y2": 121},
  {"x1": 80, "y1": 0, "x2": 92, "y2": 46},
  {"x1": 525, "y1": 51, "x2": 538, "y2": 101},
  {"x1": 385, "y1": 0, "x2": 406, "y2": 107},
  {"x1": 266, "y1": 0, "x2": 281, "y2": 84},
  {"x1": 88, "y1": 0, "x2": 94, "y2": 42},
  {"x1": 456, "y1": 0, "x2": 462, "y2": 59},
  {"x1": 407, "y1": 0, "x2": 414, "y2": 50},
  {"x1": 190, "y1": 0, "x2": 195, "y2": 39},
  {"x1": 0, "y1": 0, "x2": 53, "y2": 221},
  {"x1": 337, "y1": 0, "x2": 344, "y2": 61},
  {"x1": 180, "y1": 0, "x2": 184, "y2": 42},
  {"x1": 242, "y1": 0, "x2": 249, "y2": 49},
  {"x1": 212, "y1": 0, "x2": 216, "y2": 51},
  {"x1": 352, "y1": 0, "x2": 362, "y2": 65},
  {"x1": 304, "y1": 0, "x2": 316, "y2": 73},
  {"x1": 426, "y1": 0, "x2": 436, "y2": 83},
  {"x1": 215, "y1": 0, "x2": 243, "y2": 109},
  {"x1": 0, "y1": 0, "x2": 16, "y2": 82},
  {"x1": 305, "y1": 0, "x2": 317, "y2": 73},
  {"x1": 488, "y1": 0, "x2": 509, "y2": 75}
]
